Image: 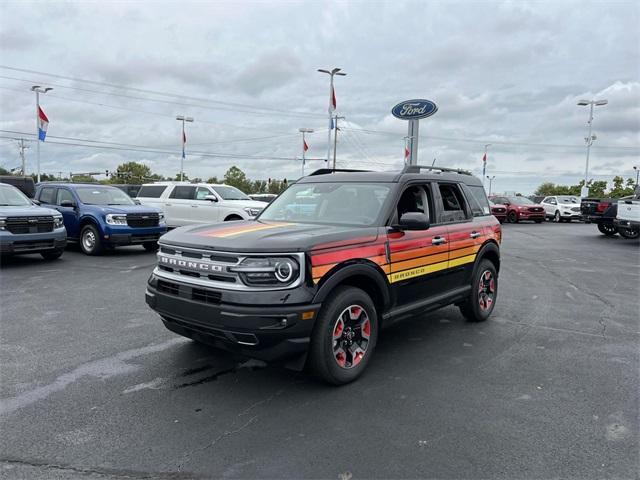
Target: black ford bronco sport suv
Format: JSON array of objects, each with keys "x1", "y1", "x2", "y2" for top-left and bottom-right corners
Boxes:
[{"x1": 146, "y1": 166, "x2": 501, "y2": 384}]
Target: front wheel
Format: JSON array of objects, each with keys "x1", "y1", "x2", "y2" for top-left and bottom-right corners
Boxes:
[
  {"x1": 41, "y1": 248, "x2": 64, "y2": 260},
  {"x1": 618, "y1": 227, "x2": 640, "y2": 239},
  {"x1": 80, "y1": 224, "x2": 103, "y2": 255},
  {"x1": 143, "y1": 241, "x2": 159, "y2": 252},
  {"x1": 308, "y1": 286, "x2": 378, "y2": 385},
  {"x1": 508, "y1": 211, "x2": 518, "y2": 223},
  {"x1": 597, "y1": 223, "x2": 617, "y2": 236},
  {"x1": 459, "y1": 259, "x2": 498, "y2": 322}
]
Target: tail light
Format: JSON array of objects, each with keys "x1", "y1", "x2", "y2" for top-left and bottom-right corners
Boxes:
[{"x1": 596, "y1": 202, "x2": 610, "y2": 213}]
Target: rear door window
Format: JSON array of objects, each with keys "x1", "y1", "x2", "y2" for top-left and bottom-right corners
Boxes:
[
  {"x1": 137, "y1": 185, "x2": 167, "y2": 198},
  {"x1": 438, "y1": 183, "x2": 471, "y2": 223},
  {"x1": 169, "y1": 186, "x2": 196, "y2": 200},
  {"x1": 39, "y1": 187, "x2": 56, "y2": 204},
  {"x1": 464, "y1": 185, "x2": 491, "y2": 217}
]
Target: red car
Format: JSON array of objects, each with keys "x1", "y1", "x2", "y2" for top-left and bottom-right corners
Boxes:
[
  {"x1": 490, "y1": 195, "x2": 545, "y2": 223},
  {"x1": 489, "y1": 199, "x2": 507, "y2": 223}
]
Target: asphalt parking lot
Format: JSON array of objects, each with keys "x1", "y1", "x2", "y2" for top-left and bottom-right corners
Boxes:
[{"x1": 1, "y1": 222, "x2": 638, "y2": 479}]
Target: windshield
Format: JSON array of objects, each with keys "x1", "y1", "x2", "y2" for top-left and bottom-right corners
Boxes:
[
  {"x1": 75, "y1": 187, "x2": 135, "y2": 205},
  {"x1": 557, "y1": 196, "x2": 579, "y2": 204},
  {"x1": 259, "y1": 182, "x2": 391, "y2": 226},
  {"x1": 0, "y1": 185, "x2": 32, "y2": 206},
  {"x1": 212, "y1": 186, "x2": 250, "y2": 200},
  {"x1": 507, "y1": 196, "x2": 534, "y2": 205}
]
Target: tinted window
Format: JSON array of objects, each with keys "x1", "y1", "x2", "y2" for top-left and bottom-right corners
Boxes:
[
  {"x1": 169, "y1": 186, "x2": 196, "y2": 200},
  {"x1": 396, "y1": 185, "x2": 432, "y2": 222},
  {"x1": 39, "y1": 187, "x2": 56, "y2": 204},
  {"x1": 56, "y1": 189, "x2": 75, "y2": 205},
  {"x1": 466, "y1": 185, "x2": 491, "y2": 217},
  {"x1": 137, "y1": 185, "x2": 167, "y2": 198},
  {"x1": 438, "y1": 184, "x2": 470, "y2": 223}
]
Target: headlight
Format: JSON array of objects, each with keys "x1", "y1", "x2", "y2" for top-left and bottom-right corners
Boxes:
[
  {"x1": 229, "y1": 257, "x2": 299, "y2": 286},
  {"x1": 53, "y1": 215, "x2": 64, "y2": 228},
  {"x1": 244, "y1": 207, "x2": 262, "y2": 217},
  {"x1": 105, "y1": 214, "x2": 127, "y2": 225}
]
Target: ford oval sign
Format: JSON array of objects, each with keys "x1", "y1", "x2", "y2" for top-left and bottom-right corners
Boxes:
[{"x1": 392, "y1": 99, "x2": 438, "y2": 120}]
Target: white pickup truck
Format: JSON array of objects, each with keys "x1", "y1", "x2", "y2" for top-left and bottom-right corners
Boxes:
[
  {"x1": 614, "y1": 186, "x2": 640, "y2": 239},
  {"x1": 136, "y1": 182, "x2": 265, "y2": 228}
]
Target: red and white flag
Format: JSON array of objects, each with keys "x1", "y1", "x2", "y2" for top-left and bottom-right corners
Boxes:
[
  {"x1": 482, "y1": 152, "x2": 487, "y2": 162},
  {"x1": 330, "y1": 86, "x2": 337, "y2": 112},
  {"x1": 404, "y1": 147, "x2": 410, "y2": 159},
  {"x1": 303, "y1": 140, "x2": 309, "y2": 152},
  {"x1": 38, "y1": 107, "x2": 49, "y2": 142}
]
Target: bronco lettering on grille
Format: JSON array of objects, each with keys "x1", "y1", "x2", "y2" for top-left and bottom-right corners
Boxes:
[{"x1": 160, "y1": 256, "x2": 224, "y2": 272}]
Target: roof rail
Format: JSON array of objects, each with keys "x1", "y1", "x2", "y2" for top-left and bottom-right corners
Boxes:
[
  {"x1": 402, "y1": 165, "x2": 473, "y2": 175},
  {"x1": 308, "y1": 168, "x2": 371, "y2": 176}
]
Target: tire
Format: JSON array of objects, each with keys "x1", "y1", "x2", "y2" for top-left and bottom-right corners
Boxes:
[
  {"x1": 308, "y1": 286, "x2": 378, "y2": 385},
  {"x1": 80, "y1": 224, "x2": 103, "y2": 255},
  {"x1": 597, "y1": 223, "x2": 617, "y2": 236},
  {"x1": 508, "y1": 211, "x2": 518, "y2": 223},
  {"x1": 459, "y1": 259, "x2": 498, "y2": 322},
  {"x1": 41, "y1": 248, "x2": 64, "y2": 260},
  {"x1": 618, "y1": 227, "x2": 640, "y2": 239},
  {"x1": 224, "y1": 215, "x2": 243, "y2": 221},
  {"x1": 143, "y1": 241, "x2": 159, "y2": 252},
  {"x1": 553, "y1": 211, "x2": 561, "y2": 223}
]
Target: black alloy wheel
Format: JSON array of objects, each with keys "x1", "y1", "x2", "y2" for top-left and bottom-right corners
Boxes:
[
  {"x1": 508, "y1": 211, "x2": 518, "y2": 223},
  {"x1": 459, "y1": 259, "x2": 498, "y2": 322},
  {"x1": 597, "y1": 223, "x2": 618, "y2": 236}
]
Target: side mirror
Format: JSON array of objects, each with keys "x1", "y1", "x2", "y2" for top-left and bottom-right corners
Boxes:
[
  {"x1": 32, "y1": 199, "x2": 41, "y2": 205},
  {"x1": 394, "y1": 212, "x2": 430, "y2": 231},
  {"x1": 133, "y1": 199, "x2": 141, "y2": 205},
  {"x1": 60, "y1": 200, "x2": 76, "y2": 208},
  {"x1": 203, "y1": 195, "x2": 218, "y2": 202}
]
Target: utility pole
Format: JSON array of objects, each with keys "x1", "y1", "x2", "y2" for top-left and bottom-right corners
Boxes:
[
  {"x1": 318, "y1": 68, "x2": 346, "y2": 164},
  {"x1": 299, "y1": 128, "x2": 314, "y2": 176},
  {"x1": 176, "y1": 115, "x2": 194, "y2": 182},
  {"x1": 577, "y1": 99, "x2": 608, "y2": 197},
  {"x1": 486, "y1": 175, "x2": 496, "y2": 196},
  {"x1": 31, "y1": 85, "x2": 53, "y2": 183},
  {"x1": 18, "y1": 139, "x2": 29, "y2": 175},
  {"x1": 332, "y1": 115, "x2": 345, "y2": 170}
]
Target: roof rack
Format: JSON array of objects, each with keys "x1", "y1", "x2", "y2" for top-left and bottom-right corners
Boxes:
[
  {"x1": 308, "y1": 168, "x2": 371, "y2": 176},
  {"x1": 401, "y1": 165, "x2": 472, "y2": 176}
]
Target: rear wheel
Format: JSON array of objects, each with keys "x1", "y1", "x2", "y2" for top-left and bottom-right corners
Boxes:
[
  {"x1": 459, "y1": 259, "x2": 498, "y2": 322},
  {"x1": 508, "y1": 211, "x2": 518, "y2": 223},
  {"x1": 308, "y1": 286, "x2": 378, "y2": 385},
  {"x1": 41, "y1": 249, "x2": 64, "y2": 260},
  {"x1": 597, "y1": 223, "x2": 617, "y2": 236},
  {"x1": 143, "y1": 241, "x2": 159, "y2": 252},
  {"x1": 618, "y1": 227, "x2": 639, "y2": 239},
  {"x1": 80, "y1": 224, "x2": 103, "y2": 255}
]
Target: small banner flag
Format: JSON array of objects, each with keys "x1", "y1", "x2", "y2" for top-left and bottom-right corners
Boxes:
[
  {"x1": 329, "y1": 117, "x2": 335, "y2": 130},
  {"x1": 331, "y1": 86, "x2": 337, "y2": 111},
  {"x1": 303, "y1": 140, "x2": 309, "y2": 152},
  {"x1": 38, "y1": 107, "x2": 49, "y2": 142},
  {"x1": 182, "y1": 131, "x2": 186, "y2": 159},
  {"x1": 404, "y1": 147, "x2": 410, "y2": 159},
  {"x1": 482, "y1": 152, "x2": 487, "y2": 162}
]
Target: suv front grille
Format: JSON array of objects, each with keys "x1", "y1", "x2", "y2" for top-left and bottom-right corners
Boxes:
[
  {"x1": 5, "y1": 216, "x2": 54, "y2": 234},
  {"x1": 127, "y1": 213, "x2": 159, "y2": 228}
]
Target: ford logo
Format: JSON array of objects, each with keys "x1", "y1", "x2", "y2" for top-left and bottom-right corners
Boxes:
[{"x1": 392, "y1": 99, "x2": 438, "y2": 120}]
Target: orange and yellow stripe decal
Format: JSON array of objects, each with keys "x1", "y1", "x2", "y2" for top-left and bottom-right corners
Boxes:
[{"x1": 197, "y1": 222, "x2": 291, "y2": 238}]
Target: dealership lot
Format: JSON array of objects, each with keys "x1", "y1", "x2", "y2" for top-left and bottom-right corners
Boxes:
[{"x1": 1, "y1": 223, "x2": 638, "y2": 479}]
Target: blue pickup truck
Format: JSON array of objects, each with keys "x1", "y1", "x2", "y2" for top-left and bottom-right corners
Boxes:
[
  {"x1": 35, "y1": 183, "x2": 167, "y2": 255},
  {"x1": 0, "y1": 183, "x2": 67, "y2": 260}
]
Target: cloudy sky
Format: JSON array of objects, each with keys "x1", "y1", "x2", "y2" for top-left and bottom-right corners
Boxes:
[{"x1": 0, "y1": 0, "x2": 638, "y2": 194}]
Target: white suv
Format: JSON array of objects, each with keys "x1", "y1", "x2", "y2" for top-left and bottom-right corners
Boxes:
[
  {"x1": 136, "y1": 182, "x2": 265, "y2": 228},
  {"x1": 540, "y1": 195, "x2": 582, "y2": 222}
]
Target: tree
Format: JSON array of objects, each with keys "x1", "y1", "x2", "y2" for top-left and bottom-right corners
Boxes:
[
  {"x1": 252, "y1": 180, "x2": 267, "y2": 194},
  {"x1": 109, "y1": 161, "x2": 153, "y2": 183},
  {"x1": 173, "y1": 172, "x2": 189, "y2": 181},
  {"x1": 608, "y1": 176, "x2": 635, "y2": 198},
  {"x1": 223, "y1": 166, "x2": 253, "y2": 193},
  {"x1": 534, "y1": 182, "x2": 558, "y2": 196},
  {"x1": 206, "y1": 176, "x2": 219, "y2": 184}
]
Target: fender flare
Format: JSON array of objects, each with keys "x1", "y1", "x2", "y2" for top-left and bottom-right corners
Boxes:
[
  {"x1": 475, "y1": 240, "x2": 500, "y2": 273},
  {"x1": 79, "y1": 215, "x2": 102, "y2": 233},
  {"x1": 311, "y1": 261, "x2": 391, "y2": 310}
]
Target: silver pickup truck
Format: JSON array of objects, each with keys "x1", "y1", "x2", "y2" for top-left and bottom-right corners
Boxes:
[
  {"x1": 614, "y1": 185, "x2": 640, "y2": 240},
  {"x1": 0, "y1": 183, "x2": 67, "y2": 260}
]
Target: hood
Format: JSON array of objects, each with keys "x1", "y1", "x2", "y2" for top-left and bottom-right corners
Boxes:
[
  {"x1": 83, "y1": 204, "x2": 162, "y2": 215},
  {"x1": 221, "y1": 199, "x2": 266, "y2": 210},
  {"x1": 0, "y1": 204, "x2": 60, "y2": 217},
  {"x1": 160, "y1": 220, "x2": 380, "y2": 253}
]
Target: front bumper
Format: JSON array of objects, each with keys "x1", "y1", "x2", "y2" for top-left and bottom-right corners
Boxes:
[
  {"x1": 517, "y1": 212, "x2": 545, "y2": 220},
  {"x1": 145, "y1": 274, "x2": 320, "y2": 362},
  {"x1": 0, "y1": 228, "x2": 67, "y2": 254},
  {"x1": 103, "y1": 224, "x2": 167, "y2": 246}
]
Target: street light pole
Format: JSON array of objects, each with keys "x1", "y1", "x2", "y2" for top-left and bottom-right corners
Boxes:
[
  {"x1": 31, "y1": 85, "x2": 53, "y2": 182},
  {"x1": 577, "y1": 98, "x2": 608, "y2": 196},
  {"x1": 299, "y1": 128, "x2": 314, "y2": 176},
  {"x1": 486, "y1": 175, "x2": 496, "y2": 196},
  {"x1": 176, "y1": 115, "x2": 194, "y2": 182},
  {"x1": 332, "y1": 115, "x2": 345, "y2": 170},
  {"x1": 318, "y1": 68, "x2": 346, "y2": 164}
]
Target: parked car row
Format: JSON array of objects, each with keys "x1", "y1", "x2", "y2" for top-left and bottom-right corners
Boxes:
[{"x1": 581, "y1": 186, "x2": 640, "y2": 239}]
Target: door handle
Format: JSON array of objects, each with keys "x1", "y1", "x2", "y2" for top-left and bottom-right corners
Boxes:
[
  {"x1": 470, "y1": 231, "x2": 481, "y2": 239},
  {"x1": 191, "y1": 205, "x2": 198, "y2": 208},
  {"x1": 165, "y1": 203, "x2": 172, "y2": 206},
  {"x1": 432, "y1": 237, "x2": 447, "y2": 245}
]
